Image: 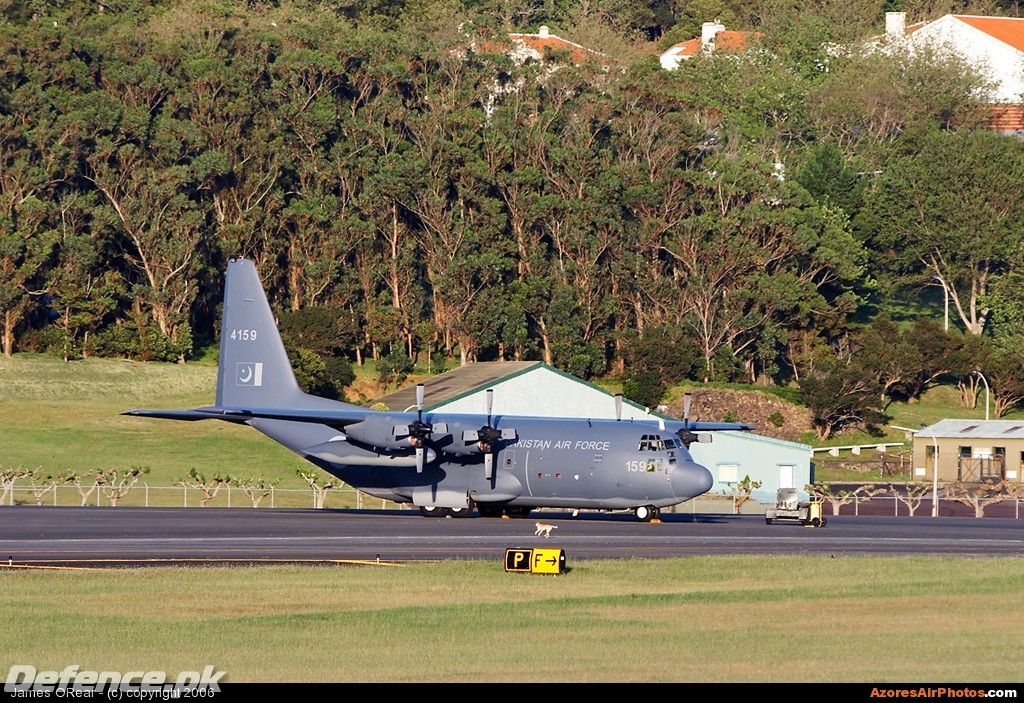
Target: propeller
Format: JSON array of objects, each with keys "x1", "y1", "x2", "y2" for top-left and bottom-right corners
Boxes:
[
  {"x1": 406, "y1": 384, "x2": 432, "y2": 473},
  {"x1": 463, "y1": 389, "x2": 516, "y2": 480},
  {"x1": 676, "y1": 393, "x2": 700, "y2": 448},
  {"x1": 397, "y1": 384, "x2": 448, "y2": 473}
]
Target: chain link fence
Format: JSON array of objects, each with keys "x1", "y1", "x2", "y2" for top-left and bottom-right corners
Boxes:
[
  {"x1": 2, "y1": 484, "x2": 1021, "y2": 518},
  {"x1": 1, "y1": 484, "x2": 407, "y2": 511}
]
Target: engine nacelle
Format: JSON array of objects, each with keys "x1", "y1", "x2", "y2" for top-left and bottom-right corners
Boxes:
[{"x1": 344, "y1": 417, "x2": 422, "y2": 454}]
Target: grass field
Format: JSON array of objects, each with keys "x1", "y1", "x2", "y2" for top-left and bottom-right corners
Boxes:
[
  {"x1": 3, "y1": 556, "x2": 1024, "y2": 683},
  {"x1": 0, "y1": 354, "x2": 339, "y2": 502}
]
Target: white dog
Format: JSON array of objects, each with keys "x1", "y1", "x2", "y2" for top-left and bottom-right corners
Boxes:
[{"x1": 534, "y1": 521, "x2": 558, "y2": 538}]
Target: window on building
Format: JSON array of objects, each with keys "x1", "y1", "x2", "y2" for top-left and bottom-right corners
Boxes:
[{"x1": 718, "y1": 464, "x2": 738, "y2": 483}]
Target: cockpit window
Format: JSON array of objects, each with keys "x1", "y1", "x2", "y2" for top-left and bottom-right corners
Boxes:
[{"x1": 638, "y1": 434, "x2": 672, "y2": 452}]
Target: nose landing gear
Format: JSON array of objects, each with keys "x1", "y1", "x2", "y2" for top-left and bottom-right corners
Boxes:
[{"x1": 634, "y1": 505, "x2": 660, "y2": 522}]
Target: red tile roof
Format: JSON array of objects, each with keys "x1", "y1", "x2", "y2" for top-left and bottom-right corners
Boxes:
[
  {"x1": 668, "y1": 30, "x2": 757, "y2": 58},
  {"x1": 953, "y1": 15, "x2": 1024, "y2": 52},
  {"x1": 506, "y1": 29, "x2": 605, "y2": 65}
]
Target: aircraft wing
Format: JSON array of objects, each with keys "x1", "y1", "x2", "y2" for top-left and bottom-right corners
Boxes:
[{"x1": 123, "y1": 407, "x2": 755, "y2": 432}]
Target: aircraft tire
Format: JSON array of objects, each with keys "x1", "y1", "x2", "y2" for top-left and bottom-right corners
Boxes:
[
  {"x1": 635, "y1": 505, "x2": 655, "y2": 522},
  {"x1": 504, "y1": 506, "x2": 532, "y2": 519},
  {"x1": 419, "y1": 505, "x2": 449, "y2": 518},
  {"x1": 448, "y1": 506, "x2": 473, "y2": 518}
]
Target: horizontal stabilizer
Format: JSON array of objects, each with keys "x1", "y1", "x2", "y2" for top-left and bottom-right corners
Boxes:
[
  {"x1": 124, "y1": 405, "x2": 372, "y2": 427},
  {"x1": 122, "y1": 409, "x2": 231, "y2": 422}
]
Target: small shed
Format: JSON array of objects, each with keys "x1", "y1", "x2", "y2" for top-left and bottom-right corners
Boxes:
[
  {"x1": 914, "y1": 420, "x2": 1024, "y2": 483},
  {"x1": 690, "y1": 433, "x2": 814, "y2": 504},
  {"x1": 375, "y1": 362, "x2": 813, "y2": 503}
]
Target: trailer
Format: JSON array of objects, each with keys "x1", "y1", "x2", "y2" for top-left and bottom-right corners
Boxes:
[{"x1": 765, "y1": 488, "x2": 827, "y2": 527}]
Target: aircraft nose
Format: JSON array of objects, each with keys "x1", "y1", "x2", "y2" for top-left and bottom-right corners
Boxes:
[{"x1": 671, "y1": 462, "x2": 714, "y2": 499}]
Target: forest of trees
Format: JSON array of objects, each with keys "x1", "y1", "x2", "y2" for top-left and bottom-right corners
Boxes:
[{"x1": 4, "y1": 0, "x2": 1024, "y2": 437}]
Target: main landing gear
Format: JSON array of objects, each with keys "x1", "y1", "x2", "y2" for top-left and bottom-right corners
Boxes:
[
  {"x1": 418, "y1": 505, "x2": 473, "y2": 518},
  {"x1": 417, "y1": 504, "x2": 532, "y2": 518}
]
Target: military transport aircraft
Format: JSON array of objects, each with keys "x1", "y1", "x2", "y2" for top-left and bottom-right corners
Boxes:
[{"x1": 124, "y1": 258, "x2": 754, "y2": 521}]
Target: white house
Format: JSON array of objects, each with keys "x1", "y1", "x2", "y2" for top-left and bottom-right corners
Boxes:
[
  {"x1": 659, "y1": 20, "x2": 759, "y2": 70},
  {"x1": 884, "y1": 13, "x2": 1024, "y2": 103},
  {"x1": 872, "y1": 12, "x2": 1024, "y2": 131},
  {"x1": 504, "y1": 25, "x2": 606, "y2": 66},
  {"x1": 664, "y1": 12, "x2": 1024, "y2": 131}
]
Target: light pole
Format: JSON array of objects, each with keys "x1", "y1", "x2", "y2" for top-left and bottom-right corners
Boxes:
[
  {"x1": 933, "y1": 275, "x2": 948, "y2": 331},
  {"x1": 974, "y1": 369, "x2": 990, "y2": 421},
  {"x1": 921, "y1": 424, "x2": 939, "y2": 517}
]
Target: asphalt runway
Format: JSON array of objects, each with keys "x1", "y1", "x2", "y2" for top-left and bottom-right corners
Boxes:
[{"x1": 1, "y1": 505, "x2": 1022, "y2": 567}]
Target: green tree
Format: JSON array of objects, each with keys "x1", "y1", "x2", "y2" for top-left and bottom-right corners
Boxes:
[
  {"x1": 799, "y1": 361, "x2": 886, "y2": 440},
  {"x1": 806, "y1": 31, "x2": 993, "y2": 164},
  {"x1": 298, "y1": 469, "x2": 339, "y2": 509},
  {"x1": 722, "y1": 474, "x2": 762, "y2": 515},
  {"x1": 861, "y1": 129, "x2": 1024, "y2": 337},
  {"x1": 288, "y1": 347, "x2": 352, "y2": 401},
  {"x1": 623, "y1": 370, "x2": 665, "y2": 410},
  {"x1": 376, "y1": 347, "x2": 414, "y2": 389},
  {"x1": 986, "y1": 351, "x2": 1024, "y2": 418},
  {"x1": 45, "y1": 199, "x2": 124, "y2": 361},
  {"x1": 796, "y1": 141, "x2": 864, "y2": 219},
  {"x1": 232, "y1": 476, "x2": 279, "y2": 508},
  {"x1": 853, "y1": 314, "x2": 970, "y2": 406},
  {"x1": 176, "y1": 17, "x2": 289, "y2": 277},
  {"x1": 0, "y1": 72, "x2": 58, "y2": 356},
  {"x1": 178, "y1": 468, "x2": 230, "y2": 507},
  {"x1": 82, "y1": 66, "x2": 207, "y2": 361},
  {"x1": 96, "y1": 466, "x2": 149, "y2": 507},
  {"x1": 623, "y1": 324, "x2": 702, "y2": 388}
]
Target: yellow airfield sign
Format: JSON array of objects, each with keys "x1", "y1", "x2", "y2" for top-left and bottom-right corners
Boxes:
[{"x1": 504, "y1": 548, "x2": 566, "y2": 574}]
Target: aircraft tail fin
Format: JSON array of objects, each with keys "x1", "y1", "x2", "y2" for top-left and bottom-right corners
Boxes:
[{"x1": 215, "y1": 257, "x2": 306, "y2": 409}]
